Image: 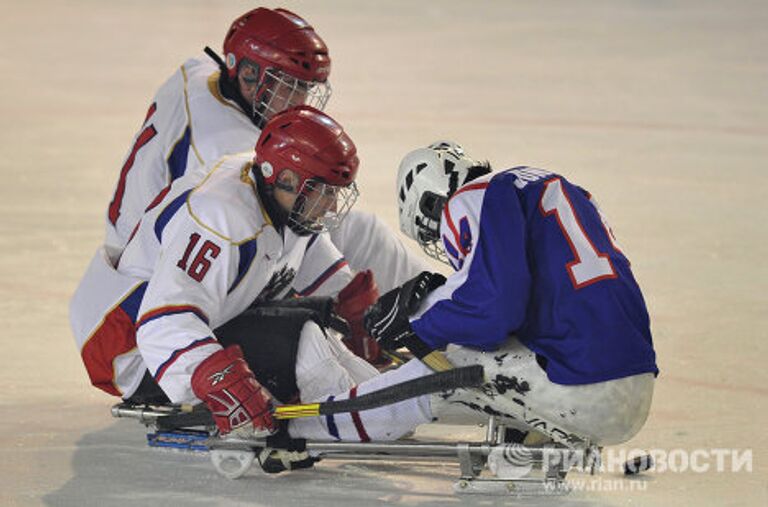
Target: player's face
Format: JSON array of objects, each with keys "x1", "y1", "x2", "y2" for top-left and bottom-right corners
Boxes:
[
  {"x1": 237, "y1": 62, "x2": 309, "y2": 120},
  {"x1": 300, "y1": 180, "x2": 339, "y2": 220},
  {"x1": 273, "y1": 170, "x2": 354, "y2": 234},
  {"x1": 274, "y1": 172, "x2": 336, "y2": 218},
  {"x1": 261, "y1": 73, "x2": 309, "y2": 121}
]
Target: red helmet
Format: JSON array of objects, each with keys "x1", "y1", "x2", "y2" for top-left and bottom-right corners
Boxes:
[
  {"x1": 255, "y1": 106, "x2": 359, "y2": 234},
  {"x1": 256, "y1": 105, "x2": 358, "y2": 186},
  {"x1": 223, "y1": 8, "x2": 330, "y2": 83}
]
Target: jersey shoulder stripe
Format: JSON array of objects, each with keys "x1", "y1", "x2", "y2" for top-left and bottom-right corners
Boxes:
[
  {"x1": 155, "y1": 189, "x2": 193, "y2": 241},
  {"x1": 137, "y1": 304, "x2": 209, "y2": 330}
]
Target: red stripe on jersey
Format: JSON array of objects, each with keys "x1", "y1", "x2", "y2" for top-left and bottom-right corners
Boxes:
[
  {"x1": 124, "y1": 184, "x2": 173, "y2": 249},
  {"x1": 451, "y1": 182, "x2": 489, "y2": 198},
  {"x1": 145, "y1": 185, "x2": 172, "y2": 212},
  {"x1": 143, "y1": 102, "x2": 158, "y2": 124},
  {"x1": 108, "y1": 112, "x2": 158, "y2": 226},
  {"x1": 80, "y1": 306, "x2": 137, "y2": 397},
  {"x1": 348, "y1": 387, "x2": 371, "y2": 443},
  {"x1": 442, "y1": 204, "x2": 465, "y2": 256},
  {"x1": 296, "y1": 258, "x2": 349, "y2": 297}
]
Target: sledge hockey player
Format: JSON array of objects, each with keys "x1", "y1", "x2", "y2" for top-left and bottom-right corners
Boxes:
[
  {"x1": 72, "y1": 107, "x2": 388, "y2": 471},
  {"x1": 96, "y1": 6, "x2": 429, "y2": 365},
  {"x1": 287, "y1": 141, "x2": 658, "y2": 448}
]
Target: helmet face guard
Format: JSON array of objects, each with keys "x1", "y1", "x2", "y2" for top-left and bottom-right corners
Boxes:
[
  {"x1": 414, "y1": 191, "x2": 449, "y2": 263},
  {"x1": 396, "y1": 141, "x2": 485, "y2": 266},
  {"x1": 240, "y1": 62, "x2": 332, "y2": 128},
  {"x1": 287, "y1": 179, "x2": 359, "y2": 235}
]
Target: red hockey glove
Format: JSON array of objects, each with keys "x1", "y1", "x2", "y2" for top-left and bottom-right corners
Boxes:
[
  {"x1": 335, "y1": 270, "x2": 386, "y2": 366},
  {"x1": 191, "y1": 345, "x2": 276, "y2": 435}
]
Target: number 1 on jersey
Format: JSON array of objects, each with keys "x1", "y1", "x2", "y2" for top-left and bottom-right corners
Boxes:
[{"x1": 540, "y1": 178, "x2": 616, "y2": 288}]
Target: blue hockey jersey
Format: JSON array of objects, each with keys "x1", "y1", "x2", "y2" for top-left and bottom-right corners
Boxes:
[{"x1": 409, "y1": 168, "x2": 658, "y2": 385}]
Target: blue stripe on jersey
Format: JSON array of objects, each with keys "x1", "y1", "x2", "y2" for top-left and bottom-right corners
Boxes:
[
  {"x1": 442, "y1": 234, "x2": 459, "y2": 259},
  {"x1": 154, "y1": 336, "x2": 217, "y2": 381},
  {"x1": 119, "y1": 282, "x2": 148, "y2": 323},
  {"x1": 325, "y1": 396, "x2": 340, "y2": 440},
  {"x1": 306, "y1": 233, "x2": 319, "y2": 251},
  {"x1": 228, "y1": 239, "x2": 258, "y2": 294},
  {"x1": 167, "y1": 126, "x2": 191, "y2": 181},
  {"x1": 154, "y1": 189, "x2": 192, "y2": 241}
]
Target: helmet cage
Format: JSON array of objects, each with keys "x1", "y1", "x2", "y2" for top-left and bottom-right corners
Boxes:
[
  {"x1": 414, "y1": 191, "x2": 449, "y2": 264},
  {"x1": 396, "y1": 141, "x2": 485, "y2": 266},
  {"x1": 287, "y1": 178, "x2": 359, "y2": 235},
  {"x1": 242, "y1": 61, "x2": 332, "y2": 127}
]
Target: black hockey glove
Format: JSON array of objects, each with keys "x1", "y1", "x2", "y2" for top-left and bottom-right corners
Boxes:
[{"x1": 363, "y1": 271, "x2": 446, "y2": 353}]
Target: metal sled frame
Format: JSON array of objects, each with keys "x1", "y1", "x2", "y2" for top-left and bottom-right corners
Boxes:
[{"x1": 112, "y1": 402, "x2": 600, "y2": 496}]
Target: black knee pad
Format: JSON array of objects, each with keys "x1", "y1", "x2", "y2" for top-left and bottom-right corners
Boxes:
[{"x1": 214, "y1": 307, "x2": 324, "y2": 403}]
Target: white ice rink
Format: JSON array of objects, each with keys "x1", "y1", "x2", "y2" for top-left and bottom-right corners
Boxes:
[{"x1": 1, "y1": 1, "x2": 766, "y2": 505}]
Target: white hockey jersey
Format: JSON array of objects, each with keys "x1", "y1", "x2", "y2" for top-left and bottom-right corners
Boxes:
[
  {"x1": 70, "y1": 53, "x2": 432, "y2": 400},
  {"x1": 72, "y1": 153, "x2": 352, "y2": 402},
  {"x1": 105, "y1": 56, "x2": 259, "y2": 262}
]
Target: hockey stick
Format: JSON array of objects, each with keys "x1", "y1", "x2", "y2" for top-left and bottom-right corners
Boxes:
[
  {"x1": 273, "y1": 364, "x2": 483, "y2": 419},
  {"x1": 115, "y1": 364, "x2": 484, "y2": 427}
]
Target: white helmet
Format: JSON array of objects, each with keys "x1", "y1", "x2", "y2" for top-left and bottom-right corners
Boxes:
[{"x1": 396, "y1": 141, "x2": 485, "y2": 264}]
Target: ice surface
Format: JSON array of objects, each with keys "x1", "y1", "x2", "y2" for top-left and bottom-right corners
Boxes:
[{"x1": 1, "y1": 1, "x2": 766, "y2": 505}]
